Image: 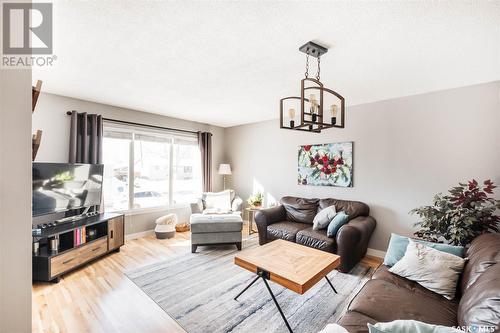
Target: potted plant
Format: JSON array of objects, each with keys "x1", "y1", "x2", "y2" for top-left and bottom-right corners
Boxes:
[
  {"x1": 247, "y1": 193, "x2": 263, "y2": 208},
  {"x1": 410, "y1": 179, "x2": 500, "y2": 246}
]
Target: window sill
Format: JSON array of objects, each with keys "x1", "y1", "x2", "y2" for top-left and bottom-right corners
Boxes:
[{"x1": 107, "y1": 204, "x2": 192, "y2": 217}]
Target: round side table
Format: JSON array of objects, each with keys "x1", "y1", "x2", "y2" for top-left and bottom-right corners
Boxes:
[{"x1": 245, "y1": 206, "x2": 262, "y2": 235}]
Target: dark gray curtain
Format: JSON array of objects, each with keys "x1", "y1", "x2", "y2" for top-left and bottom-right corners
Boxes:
[
  {"x1": 198, "y1": 132, "x2": 212, "y2": 192},
  {"x1": 69, "y1": 111, "x2": 103, "y2": 164}
]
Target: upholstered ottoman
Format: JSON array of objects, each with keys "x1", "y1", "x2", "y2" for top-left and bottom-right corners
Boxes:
[{"x1": 190, "y1": 213, "x2": 243, "y2": 253}]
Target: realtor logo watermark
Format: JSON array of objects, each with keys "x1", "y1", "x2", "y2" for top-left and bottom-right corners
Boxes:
[
  {"x1": 2, "y1": 2, "x2": 56, "y2": 68},
  {"x1": 454, "y1": 325, "x2": 498, "y2": 333}
]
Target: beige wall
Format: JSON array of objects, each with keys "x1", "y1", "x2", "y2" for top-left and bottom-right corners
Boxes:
[
  {"x1": 224, "y1": 81, "x2": 500, "y2": 251},
  {"x1": 32, "y1": 92, "x2": 227, "y2": 234},
  {"x1": 31, "y1": 82, "x2": 500, "y2": 248},
  {"x1": 0, "y1": 67, "x2": 32, "y2": 330}
]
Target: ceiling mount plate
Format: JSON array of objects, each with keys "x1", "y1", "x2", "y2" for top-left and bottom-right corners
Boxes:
[{"x1": 299, "y1": 41, "x2": 328, "y2": 58}]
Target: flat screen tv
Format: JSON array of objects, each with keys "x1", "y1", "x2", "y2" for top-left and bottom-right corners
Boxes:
[{"x1": 32, "y1": 163, "x2": 104, "y2": 217}]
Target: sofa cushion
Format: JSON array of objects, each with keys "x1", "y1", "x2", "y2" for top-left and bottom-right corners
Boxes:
[
  {"x1": 372, "y1": 265, "x2": 456, "y2": 303},
  {"x1": 458, "y1": 262, "x2": 500, "y2": 329},
  {"x1": 388, "y1": 240, "x2": 466, "y2": 300},
  {"x1": 203, "y1": 190, "x2": 231, "y2": 211},
  {"x1": 267, "y1": 221, "x2": 309, "y2": 242},
  {"x1": 202, "y1": 190, "x2": 236, "y2": 208},
  {"x1": 280, "y1": 196, "x2": 319, "y2": 224},
  {"x1": 296, "y1": 227, "x2": 336, "y2": 252},
  {"x1": 348, "y1": 279, "x2": 458, "y2": 327},
  {"x1": 319, "y1": 198, "x2": 369, "y2": 220},
  {"x1": 460, "y1": 233, "x2": 500, "y2": 294},
  {"x1": 337, "y1": 311, "x2": 376, "y2": 333}
]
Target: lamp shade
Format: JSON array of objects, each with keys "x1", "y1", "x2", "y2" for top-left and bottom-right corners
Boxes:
[{"x1": 218, "y1": 164, "x2": 232, "y2": 175}]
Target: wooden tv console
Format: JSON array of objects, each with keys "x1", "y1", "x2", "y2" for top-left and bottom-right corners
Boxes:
[{"x1": 32, "y1": 213, "x2": 125, "y2": 283}]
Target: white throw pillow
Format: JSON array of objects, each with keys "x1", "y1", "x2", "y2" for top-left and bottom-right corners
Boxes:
[
  {"x1": 231, "y1": 196, "x2": 243, "y2": 212},
  {"x1": 389, "y1": 240, "x2": 466, "y2": 300},
  {"x1": 204, "y1": 190, "x2": 231, "y2": 211},
  {"x1": 313, "y1": 205, "x2": 337, "y2": 230},
  {"x1": 368, "y1": 320, "x2": 463, "y2": 333},
  {"x1": 317, "y1": 323, "x2": 349, "y2": 333}
]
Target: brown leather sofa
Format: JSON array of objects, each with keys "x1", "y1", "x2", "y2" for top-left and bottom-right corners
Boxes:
[
  {"x1": 338, "y1": 233, "x2": 500, "y2": 333},
  {"x1": 254, "y1": 196, "x2": 376, "y2": 272}
]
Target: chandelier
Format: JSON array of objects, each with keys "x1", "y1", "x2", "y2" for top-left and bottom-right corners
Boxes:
[{"x1": 280, "y1": 41, "x2": 345, "y2": 133}]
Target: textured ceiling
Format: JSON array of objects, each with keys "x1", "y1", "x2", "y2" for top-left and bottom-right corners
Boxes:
[{"x1": 33, "y1": 1, "x2": 500, "y2": 127}]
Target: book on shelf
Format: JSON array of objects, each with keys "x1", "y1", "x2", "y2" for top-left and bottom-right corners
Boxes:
[{"x1": 73, "y1": 226, "x2": 87, "y2": 246}]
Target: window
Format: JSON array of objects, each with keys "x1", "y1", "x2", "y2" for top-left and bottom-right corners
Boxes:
[
  {"x1": 172, "y1": 138, "x2": 202, "y2": 204},
  {"x1": 102, "y1": 131, "x2": 131, "y2": 212},
  {"x1": 133, "y1": 134, "x2": 170, "y2": 209},
  {"x1": 102, "y1": 123, "x2": 202, "y2": 212}
]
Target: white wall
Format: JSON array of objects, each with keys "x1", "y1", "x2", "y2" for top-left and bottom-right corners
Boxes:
[
  {"x1": 0, "y1": 65, "x2": 32, "y2": 331},
  {"x1": 225, "y1": 82, "x2": 500, "y2": 251},
  {"x1": 32, "y1": 92, "x2": 227, "y2": 234}
]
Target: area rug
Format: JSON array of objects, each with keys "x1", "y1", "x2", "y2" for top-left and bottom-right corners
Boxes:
[{"x1": 125, "y1": 237, "x2": 374, "y2": 333}]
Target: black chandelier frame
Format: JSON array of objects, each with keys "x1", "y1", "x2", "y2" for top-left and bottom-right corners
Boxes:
[{"x1": 280, "y1": 41, "x2": 345, "y2": 133}]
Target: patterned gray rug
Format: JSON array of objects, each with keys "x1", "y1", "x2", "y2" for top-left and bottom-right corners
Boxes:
[{"x1": 125, "y1": 237, "x2": 374, "y2": 333}]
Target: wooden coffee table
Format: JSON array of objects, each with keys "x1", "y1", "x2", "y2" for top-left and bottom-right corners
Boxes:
[{"x1": 234, "y1": 239, "x2": 341, "y2": 332}]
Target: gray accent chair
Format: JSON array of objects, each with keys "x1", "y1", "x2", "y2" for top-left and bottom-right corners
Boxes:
[
  {"x1": 189, "y1": 190, "x2": 244, "y2": 253},
  {"x1": 189, "y1": 190, "x2": 243, "y2": 215}
]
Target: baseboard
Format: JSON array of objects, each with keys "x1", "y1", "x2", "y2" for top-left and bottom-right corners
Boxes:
[
  {"x1": 125, "y1": 229, "x2": 155, "y2": 240},
  {"x1": 366, "y1": 248, "x2": 386, "y2": 259}
]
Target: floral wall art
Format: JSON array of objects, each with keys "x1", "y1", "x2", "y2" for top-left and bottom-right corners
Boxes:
[{"x1": 298, "y1": 142, "x2": 353, "y2": 187}]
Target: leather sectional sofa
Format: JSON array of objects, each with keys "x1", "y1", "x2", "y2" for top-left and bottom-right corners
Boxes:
[
  {"x1": 255, "y1": 196, "x2": 376, "y2": 272},
  {"x1": 338, "y1": 233, "x2": 500, "y2": 332}
]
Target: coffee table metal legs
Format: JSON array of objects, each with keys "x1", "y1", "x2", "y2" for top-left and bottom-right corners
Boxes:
[
  {"x1": 234, "y1": 271, "x2": 338, "y2": 333},
  {"x1": 325, "y1": 275, "x2": 338, "y2": 294},
  {"x1": 234, "y1": 275, "x2": 260, "y2": 301},
  {"x1": 261, "y1": 276, "x2": 293, "y2": 333}
]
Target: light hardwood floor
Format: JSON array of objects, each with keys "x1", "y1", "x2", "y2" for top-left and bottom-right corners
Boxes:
[{"x1": 32, "y1": 224, "x2": 382, "y2": 333}]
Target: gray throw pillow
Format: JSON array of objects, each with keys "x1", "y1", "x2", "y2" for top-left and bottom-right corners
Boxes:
[
  {"x1": 389, "y1": 240, "x2": 466, "y2": 300},
  {"x1": 313, "y1": 205, "x2": 337, "y2": 230}
]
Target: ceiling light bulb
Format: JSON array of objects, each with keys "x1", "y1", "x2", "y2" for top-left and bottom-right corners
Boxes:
[
  {"x1": 288, "y1": 108, "x2": 296, "y2": 119},
  {"x1": 330, "y1": 104, "x2": 338, "y2": 116}
]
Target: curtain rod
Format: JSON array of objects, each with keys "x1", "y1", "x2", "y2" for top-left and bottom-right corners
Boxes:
[{"x1": 66, "y1": 111, "x2": 210, "y2": 136}]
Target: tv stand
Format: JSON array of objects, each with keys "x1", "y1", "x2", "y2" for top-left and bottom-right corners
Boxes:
[{"x1": 32, "y1": 213, "x2": 125, "y2": 283}]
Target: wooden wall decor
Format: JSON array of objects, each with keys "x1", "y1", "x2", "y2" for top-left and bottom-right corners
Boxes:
[
  {"x1": 32, "y1": 80, "x2": 43, "y2": 161},
  {"x1": 32, "y1": 130, "x2": 42, "y2": 161},
  {"x1": 32, "y1": 80, "x2": 42, "y2": 112}
]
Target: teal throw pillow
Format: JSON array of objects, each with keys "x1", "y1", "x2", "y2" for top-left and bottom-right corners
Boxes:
[
  {"x1": 368, "y1": 320, "x2": 463, "y2": 333},
  {"x1": 326, "y1": 211, "x2": 349, "y2": 238},
  {"x1": 383, "y1": 233, "x2": 465, "y2": 266}
]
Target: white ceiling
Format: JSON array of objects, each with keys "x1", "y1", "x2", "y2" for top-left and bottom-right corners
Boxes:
[{"x1": 34, "y1": 1, "x2": 500, "y2": 127}]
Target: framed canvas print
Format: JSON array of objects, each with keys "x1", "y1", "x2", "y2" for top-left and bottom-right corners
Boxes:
[{"x1": 298, "y1": 142, "x2": 353, "y2": 187}]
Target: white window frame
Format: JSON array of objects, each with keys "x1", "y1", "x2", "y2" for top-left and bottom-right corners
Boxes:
[{"x1": 103, "y1": 121, "x2": 201, "y2": 214}]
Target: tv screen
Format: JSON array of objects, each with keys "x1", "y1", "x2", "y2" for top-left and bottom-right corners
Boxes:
[{"x1": 32, "y1": 163, "x2": 104, "y2": 217}]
